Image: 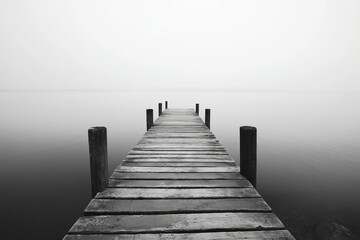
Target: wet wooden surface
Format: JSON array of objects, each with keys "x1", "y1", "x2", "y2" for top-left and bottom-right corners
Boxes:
[{"x1": 63, "y1": 108, "x2": 294, "y2": 239}]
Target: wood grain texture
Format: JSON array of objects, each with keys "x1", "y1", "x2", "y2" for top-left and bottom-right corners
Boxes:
[
  {"x1": 95, "y1": 187, "x2": 260, "y2": 199},
  {"x1": 121, "y1": 162, "x2": 237, "y2": 167},
  {"x1": 144, "y1": 133, "x2": 216, "y2": 138},
  {"x1": 64, "y1": 230, "x2": 295, "y2": 240},
  {"x1": 123, "y1": 158, "x2": 235, "y2": 163},
  {"x1": 126, "y1": 155, "x2": 233, "y2": 159},
  {"x1": 138, "y1": 138, "x2": 220, "y2": 144},
  {"x1": 84, "y1": 198, "x2": 270, "y2": 214},
  {"x1": 107, "y1": 179, "x2": 251, "y2": 188},
  {"x1": 69, "y1": 212, "x2": 284, "y2": 234},
  {"x1": 129, "y1": 150, "x2": 229, "y2": 155},
  {"x1": 133, "y1": 145, "x2": 225, "y2": 150},
  {"x1": 115, "y1": 166, "x2": 240, "y2": 173},
  {"x1": 110, "y1": 172, "x2": 245, "y2": 180}
]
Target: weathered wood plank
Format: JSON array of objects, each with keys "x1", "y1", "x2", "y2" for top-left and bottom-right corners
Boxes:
[
  {"x1": 138, "y1": 139, "x2": 221, "y2": 145},
  {"x1": 155, "y1": 117, "x2": 201, "y2": 119},
  {"x1": 107, "y1": 179, "x2": 251, "y2": 188},
  {"x1": 145, "y1": 133, "x2": 214, "y2": 137},
  {"x1": 121, "y1": 162, "x2": 237, "y2": 167},
  {"x1": 69, "y1": 212, "x2": 284, "y2": 234},
  {"x1": 64, "y1": 230, "x2": 295, "y2": 240},
  {"x1": 147, "y1": 129, "x2": 211, "y2": 133},
  {"x1": 154, "y1": 122, "x2": 205, "y2": 126},
  {"x1": 95, "y1": 187, "x2": 259, "y2": 199},
  {"x1": 110, "y1": 172, "x2": 245, "y2": 180},
  {"x1": 84, "y1": 198, "x2": 271, "y2": 214},
  {"x1": 116, "y1": 166, "x2": 240, "y2": 173},
  {"x1": 132, "y1": 148, "x2": 226, "y2": 152},
  {"x1": 149, "y1": 126, "x2": 209, "y2": 129},
  {"x1": 128, "y1": 150, "x2": 229, "y2": 155},
  {"x1": 126, "y1": 155, "x2": 233, "y2": 159},
  {"x1": 140, "y1": 136, "x2": 218, "y2": 140},
  {"x1": 133, "y1": 145, "x2": 225, "y2": 150},
  {"x1": 144, "y1": 136, "x2": 215, "y2": 139},
  {"x1": 124, "y1": 158, "x2": 235, "y2": 163}
]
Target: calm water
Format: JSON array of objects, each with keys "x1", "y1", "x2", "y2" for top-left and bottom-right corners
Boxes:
[{"x1": 1, "y1": 91, "x2": 360, "y2": 239}]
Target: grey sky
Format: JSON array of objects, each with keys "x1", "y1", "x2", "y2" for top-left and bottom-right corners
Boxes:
[{"x1": 1, "y1": 0, "x2": 359, "y2": 91}]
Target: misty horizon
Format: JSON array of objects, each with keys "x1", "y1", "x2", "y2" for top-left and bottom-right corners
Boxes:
[{"x1": 1, "y1": 0, "x2": 360, "y2": 92}]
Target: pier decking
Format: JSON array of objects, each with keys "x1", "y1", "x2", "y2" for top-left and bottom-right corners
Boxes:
[{"x1": 64, "y1": 108, "x2": 294, "y2": 239}]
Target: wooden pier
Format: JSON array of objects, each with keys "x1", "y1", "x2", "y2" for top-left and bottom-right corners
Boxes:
[{"x1": 63, "y1": 108, "x2": 295, "y2": 239}]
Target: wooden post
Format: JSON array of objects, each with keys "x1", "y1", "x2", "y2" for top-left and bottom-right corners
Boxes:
[
  {"x1": 240, "y1": 126, "x2": 257, "y2": 188},
  {"x1": 165, "y1": 101, "x2": 168, "y2": 109},
  {"x1": 88, "y1": 127, "x2": 108, "y2": 198},
  {"x1": 146, "y1": 109, "x2": 153, "y2": 131},
  {"x1": 195, "y1": 103, "x2": 199, "y2": 115},
  {"x1": 205, "y1": 109, "x2": 210, "y2": 129},
  {"x1": 158, "y1": 103, "x2": 162, "y2": 116}
]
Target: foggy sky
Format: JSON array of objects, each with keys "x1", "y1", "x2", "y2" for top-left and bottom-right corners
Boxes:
[{"x1": 1, "y1": 0, "x2": 359, "y2": 91}]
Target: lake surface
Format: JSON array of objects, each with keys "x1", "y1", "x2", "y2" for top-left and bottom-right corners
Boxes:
[{"x1": 1, "y1": 91, "x2": 360, "y2": 239}]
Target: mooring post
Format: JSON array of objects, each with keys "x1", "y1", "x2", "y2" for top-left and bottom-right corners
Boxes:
[
  {"x1": 240, "y1": 126, "x2": 257, "y2": 188},
  {"x1": 146, "y1": 109, "x2": 153, "y2": 131},
  {"x1": 165, "y1": 101, "x2": 168, "y2": 109},
  {"x1": 158, "y1": 103, "x2": 162, "y2": 116},
  {"x1": 88, "y1": 127, "x2": 108, "y2": 198},
  {"x1": 196, "y1": 103, "x2": 199, "y2": 115},
  {"x1": 205, "y1": 109, "x2": 210, "y2": 129}
]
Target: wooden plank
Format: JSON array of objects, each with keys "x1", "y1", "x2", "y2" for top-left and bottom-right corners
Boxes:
[
  {"x1": 143, "y1": 135, "x2": 216, "y2": 139},
  {"x1": 110, "y1": 172, "x2": 245, "y2": 180},
  {"x1": 107, "y1": 179, "x2": 251, "y2": 188},
  {"x1": 124, "y1": 158, "x2": 235, "y2": 163},
  {"x1": 133, "y1": 145, "x2": 225, "y2": 150},
  {"x1": 132, "y1": 148, "x2": 226, "y2": 151},
  {"x1": 121, "y1": 162, "x2": 237, "y2": 167},
  {"x1": 153, "y1": 124, "x2": 205, "y2": 126},
  {"x1": 84, "y1": 198, "x2": 271, "y2": 214},
  {"x1": 155, "y1": 117, "x2": 201, "y2": 119},
  {"x1": 69, "y1": 212, "x2": 284, "y2": 234},
  {"x1": 145, "y1": 132, "x2": 214, "y2": 135},
  {"x1": 153, "y1": 123, "x2": 205, "y2": 125},
  {"x1": 155, "y1": 118, "x2": 202, "y2": 120},
  {"x1": 138, "y1": 139, "x2": 221, "y2": 144},
  {"x1": 116, "y1": 166, "x2": 240, "y2": 173},
  {"x1": 143, "y1": 134, "x2": 215, "y2": 139},
  {"x1": 126, "y1": 155, "x2": 233, "y2": 159},
  {"x1": 128, "y1": 151, "x2": 229, "y2": 155},
  {"x1": 149, "y1": 126, "x2": 209, "y2": 129},
  {"x1": 64, "y1": 230, "x2": 295, "y2": 240},
  {"x1": 95, "y1": 188, "x2": 259, "y2": 199},
  {"x1": 147, "y1": 129, "x2": 211, "y2": 133},
  {"x1": 139, "y1": 137, "x2": 218, "y2": 141}
]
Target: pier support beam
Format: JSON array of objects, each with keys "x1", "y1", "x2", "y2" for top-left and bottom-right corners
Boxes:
[
  {"x1": 158, "y1": 103, "x2": 162, "y2": 116},
  {"x1": 146, "y1": 109, "x2": 153, "y2": 131},
  {"x1": 240, "y1": 126, "x2": 257, "y2": 188},
  {"x1": 195, "y1": 103, "x2": 199, "y2": 115},
  {"x1": 165, "y1": 101, "x2": 168, "y2": 109},
  {"x1": 205, "y1": 109, "x2": 210, "y2": 129},
  {"x1": 88, "y1": 127, "x2": 108, "y2": 198}
]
